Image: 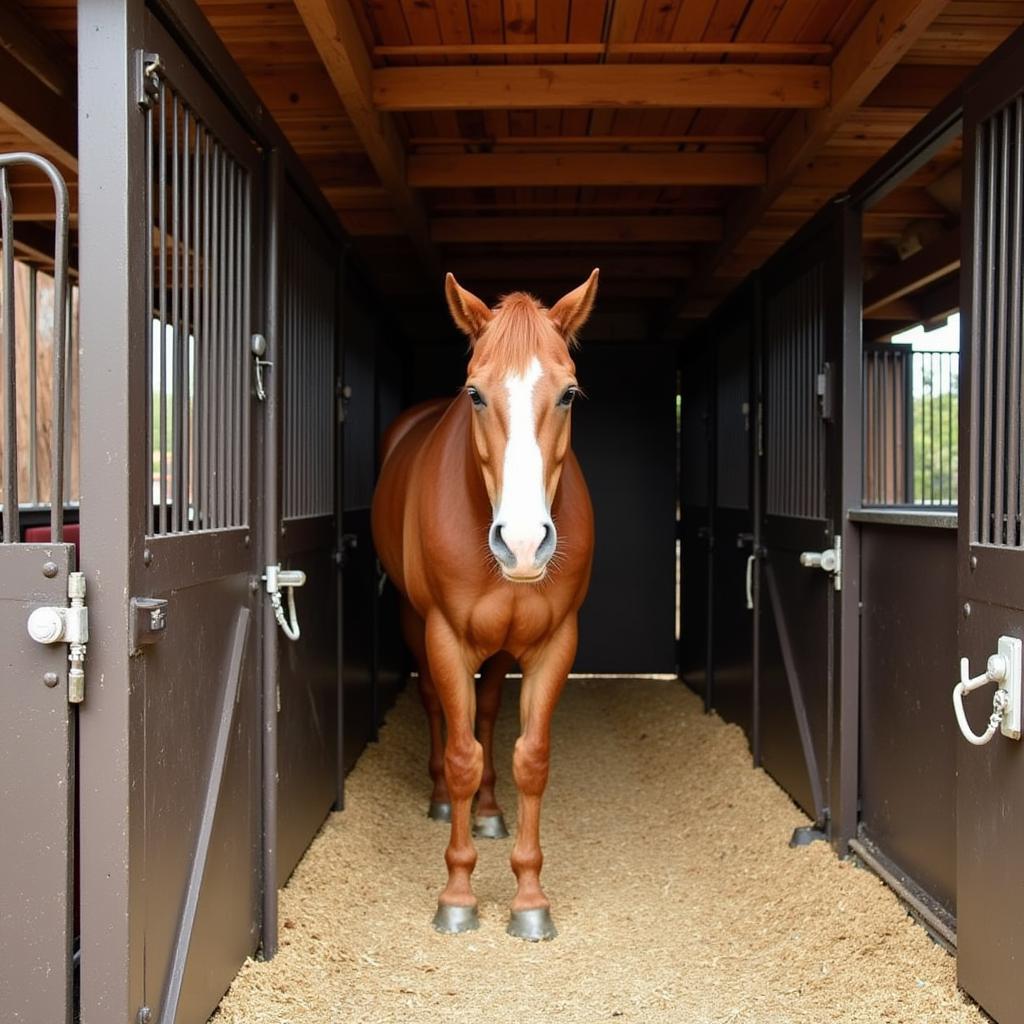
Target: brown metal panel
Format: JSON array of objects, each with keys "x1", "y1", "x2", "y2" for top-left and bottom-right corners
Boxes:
[
  {"x1": 859, "y1": 522, "x2": 958, "y2": 916},
  {"x1": 0, "y1": 543, "x2": 75, "y2": 1024}
]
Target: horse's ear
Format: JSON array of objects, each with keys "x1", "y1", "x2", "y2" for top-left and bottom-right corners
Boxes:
[
  {"x1": 445, "y1": 273, "x2": 493, "y2": 340},
  {"x1": 548, "y1": 269, "x2": 599, "y2": 344}
]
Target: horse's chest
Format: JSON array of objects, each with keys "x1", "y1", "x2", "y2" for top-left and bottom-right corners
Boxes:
[{"x1": 466, "y1": 588, "x2": 555, "y2": 656}]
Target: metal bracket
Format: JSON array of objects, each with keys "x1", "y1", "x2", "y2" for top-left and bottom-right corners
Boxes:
[
  {"x1": 954, "y1": 636, "x2": 1022, "y2": 745},
  {"x1": 130, "y1": 597, "x2": 169, "y2": 655},
  {"x1": 137, "y1": 51, "x2": 162, "y2": 110},
  {"x1": 26, "y1": 571, "x2": 88, "y2": 703}
]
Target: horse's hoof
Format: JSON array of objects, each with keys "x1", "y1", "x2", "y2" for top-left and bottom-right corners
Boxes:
[
  {"x1": 473, "y1": 813, "x2": 510, "y2": 839},
  {"x1": 427, "y1": 801, "x2": 452, "y2": 822},
  {"x1": 432, "y1": 902, "x2": 479, "y2": 934},
  {"x1": 507, "y1": 907, "x2": 557, "y2": 942}
]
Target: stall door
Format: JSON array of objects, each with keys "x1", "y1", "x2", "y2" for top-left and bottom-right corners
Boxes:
[
  {"x1": 679, "y1": 350, "x2": 713, "y2": 699},
  {"x1": 956, "y1": 40, "x2": 1024, "y2": 1023},
  {"x1": 711, "y1": 305, "x2": 755, "y2": 735},
  {"x1": 757, "y1": 207, "x2": 857, "y2": 833},
  {"x1": 79, "y1": 14, "x2": 265, "y2": 1024},
  {"x1": 273, "y1": 181, "x2": 340, "y2": 884}
]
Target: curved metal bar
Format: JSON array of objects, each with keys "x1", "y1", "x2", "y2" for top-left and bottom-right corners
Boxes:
[{"x1": 0, "y1": 152, "x2": 70, "y2": 543}]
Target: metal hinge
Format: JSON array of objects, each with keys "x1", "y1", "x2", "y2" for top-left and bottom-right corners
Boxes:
[
  {"x1": 136, "y1": 51, "x2": 163, "y2": 110},
  {"x1": 26, "y1": 571, "x2": 88, "y2": 703}
]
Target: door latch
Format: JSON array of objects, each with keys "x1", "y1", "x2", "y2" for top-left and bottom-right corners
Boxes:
[
  {"x1": 263, "y1": 564, "x2": 306, "y2": 641},
  {"x1": 26, "y1": 571, "x2": 88, "y2": 703},
  {"x1": 252, "y1": 334, "x2": 272, "y2": 401},
  {"x1": 954, "y1": 636, "x2": 1022, "y2": 745},
  {"x1": 799, "y1": 536, "x2": 842, "y2": 591}
]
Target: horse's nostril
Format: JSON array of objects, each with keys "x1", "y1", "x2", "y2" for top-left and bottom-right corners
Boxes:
[
  {"x1": 489, "y1": 522, "x2": 516, "y2": 568},
  {"x1": 537, "y1": 522, "x2": 557, "y2": 563}
]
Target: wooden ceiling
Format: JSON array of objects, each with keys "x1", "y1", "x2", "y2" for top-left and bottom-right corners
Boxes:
[{"x1": 3, "y1": 0, "x2": 1023, "y2": 334}]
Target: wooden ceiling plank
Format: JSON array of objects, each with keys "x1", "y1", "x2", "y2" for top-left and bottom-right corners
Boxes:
[
  {"x1": 372, "y1": 63, "x2": 830, "y2": 110},
  {"x1": 431, "y1": 214, "x2": 723, "y2": 242},
  {"x1": 408, "y1": 150, "x2": 766, "y2": 187},
  {"x1": 291, "y1": 0, "x2": 439, "y2": 277}
]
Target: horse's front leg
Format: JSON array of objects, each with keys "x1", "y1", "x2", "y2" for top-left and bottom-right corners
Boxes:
[
  {"x1": 425, "y1": 613, "x2": 483, "y2": 933},
  {"x1": 508, "y1": 616, "x2": 577, "y2": 941},
  {"x1": 473, "y1": 651, "x2": 514, "y2": 839}
]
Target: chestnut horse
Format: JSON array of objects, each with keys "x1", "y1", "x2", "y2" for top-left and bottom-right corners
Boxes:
[{"x1": 371, "y1": 271, "x2": 597, "y2": 940}]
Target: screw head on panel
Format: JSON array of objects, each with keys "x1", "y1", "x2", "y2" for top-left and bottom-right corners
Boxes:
[
  {"x1": 42, "y1": 561, "x2": 58, "y2": 578},
  {"x1": 143, "y1": 548, "x2": 153, "y2": 567},
  {"x1": 963, "y1": 602, "x2": 972, "y2": 618},
  {"x1": 137, "y1": 1008, "x2": 152, "y2": 1024},
  {"x1": 970, "y1": 554, "x2": 978, "y2": 570},
  {"x1": 43, "y1": 672, "x2": 59, "y2": 688},
  {"x1": 244, "y1": 534, "x2": 251, "y2": 547},
  {"x1": 249, "y1": 577, "x2": 259, "y2": 594}
]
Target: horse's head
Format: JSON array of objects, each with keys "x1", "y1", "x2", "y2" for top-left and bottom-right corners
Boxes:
[{"x1": 445, "y1": 270, "x2": 599, "y2": 583}]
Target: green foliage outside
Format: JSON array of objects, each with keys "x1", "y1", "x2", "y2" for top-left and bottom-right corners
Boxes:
[{"x1": 912, "y1": 362, "x2": 958, "y2": 506}]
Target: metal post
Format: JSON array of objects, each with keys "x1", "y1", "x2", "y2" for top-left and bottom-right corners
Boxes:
[
  {"x1": 261, "y1": 147, "x2": 282, "y2": 958},
  {"x1": 77, "y1": 1, "x2": 150, "y2": 1020}
]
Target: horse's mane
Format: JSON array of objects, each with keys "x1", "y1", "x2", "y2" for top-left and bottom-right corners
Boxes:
[{"x1": 472, "y1": 292, "x2": 569, "y2": 376}]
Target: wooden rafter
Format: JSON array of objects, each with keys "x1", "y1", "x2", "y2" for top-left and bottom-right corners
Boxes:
[
  {"x1": 373, "y1": 64, "x2": 830, "y2": 112},
  {"x1": 291, "y1": 0, "x2": 439, "y2": 278},
  {"x1": 372, "y1": 42, "x2": 833, "y2": 58},
  {"x1": 409, "y1": 152, "x2": 766, "y2": 188},
  {"x1": 862, "y1": 230, "x2": 961, "y2": 314},
  {"x1": 712, "y1": 0, "x2": 952, "y2": 280},
  {"x1": 431, "y1": 216, "x2": 723, "y2": 244}
]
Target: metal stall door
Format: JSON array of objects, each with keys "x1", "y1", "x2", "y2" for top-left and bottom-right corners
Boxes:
[
  {"x1": 272, "y1": 180, "x2": 339, "y2": 885},
  {"x1": 0, "y1": 155, "x2": 75, "y2": 1024},
  {"x1": 956, "y1": 42, "x2": 1024, "y2": 1023},
  {"x1": 757, "y1": 208, "x2": 856, "y2": 833},
  {"x1": 679, "y1": 348, "x2": 713, "y2": 698},
  {"x1": 710, "y1": 294, "x2": 756, "y2": 735},
  {"x1": 133, "y1": 21, "x2": 263, "y2": 1023}
]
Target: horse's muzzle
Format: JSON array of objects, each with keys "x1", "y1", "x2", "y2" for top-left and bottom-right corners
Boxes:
[{"x1": 489, "y1": 520, "x2": 556, "y2": 580}]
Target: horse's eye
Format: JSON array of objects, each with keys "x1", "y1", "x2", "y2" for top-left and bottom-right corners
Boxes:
[
  {"x1": 467, "y1": 387, "x2": 486, "y2": 408},
  {"x1": 559, "y1": 387, "x2": 578, "y2": 407}
]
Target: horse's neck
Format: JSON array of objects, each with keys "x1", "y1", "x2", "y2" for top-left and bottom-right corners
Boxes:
[{"x1": 428, "y1": 399, "x2": 491, "y2": 528}]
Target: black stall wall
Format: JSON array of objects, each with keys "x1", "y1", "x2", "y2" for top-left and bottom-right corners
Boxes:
[{"x1": 410, "y1": 339, "x2": 678, "y2": 675}]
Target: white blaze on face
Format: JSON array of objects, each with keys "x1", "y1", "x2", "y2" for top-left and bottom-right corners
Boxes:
[{"x1": 495, "y1": 356, "x2": 549, "y2": 571}]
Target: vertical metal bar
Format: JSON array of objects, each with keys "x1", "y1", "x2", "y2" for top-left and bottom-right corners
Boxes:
[
  {"x1": 981, "y1": 119, "x2": 996, "y2": 541},
  {"x1": 242, "y1": 170, "x2": 251, "y2": 525},
  {"x1": 209, "y1": 142, "x2": 221, "y2": 529},
  {"x1": 27, "y1": 268, "x2": 38, "y2": 504},
  {"x1": 145, "y1": 96, "x2": 155, "y2": 535},
  {"x1": 904, "y1": 349, "x2": 914, "y2": 503},
  {"x1": 181, "y1": 107, "x2": 192, "y2": 529},
  {"x1": 994, "y1": 107, "x2": 1010, "y2": 538},
  {"x1": 232, "y1": 163, "x2": 242, "y2": 526},
  {"x1": 1011, "y1": 99, "x2": 1023, "y2": 542},
  {"x1": 1, "y1": 168, "x2": 18, "y2": 542},
  {"x1": 216, "y1": 146, "x2": 227, "y2": 528},
  {"x1": 171, "y1": 92, "x2": 181, "y2": 533},
  {"x1": 225, "y1": 161, "x2": 236, "y2": 527},
  {"x1": 158, "y1": 81, "x2": 168, "y2": 535},
  {"x1": 200, "y1": 125, "x2": 211, "y2": 530}
]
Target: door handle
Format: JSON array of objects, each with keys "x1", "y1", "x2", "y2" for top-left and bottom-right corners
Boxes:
[
  {"x1": 954, "y1": 636, "x2": 1022, "y2": 745},
  {"x1": 745, "y1": 554, "x2": 755, "y2": 610}
]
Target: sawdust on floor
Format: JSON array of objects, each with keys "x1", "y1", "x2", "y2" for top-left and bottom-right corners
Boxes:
[{"x1": 212, "y1": 677, "x2": 982, "y2": 1024}]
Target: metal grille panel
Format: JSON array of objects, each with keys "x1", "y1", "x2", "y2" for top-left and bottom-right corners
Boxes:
[
  {"x1": 145, "y1": 74, "x2": 251, "y2": 536},
  {"x1": 765, "y1": 263, "x2": 826, "y2": 519},
  {"x1": 282, "y1": 203, "x2": 335, "y2": 520},
  {"x1": 975, "y1": 95, "x2": 1024, "y2": 546}
]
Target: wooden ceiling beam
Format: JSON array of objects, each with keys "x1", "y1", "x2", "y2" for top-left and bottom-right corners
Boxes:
[
  {"x1": 408, "y1": 133, "x2": 766, "y2": 148},
  {"x1": 373, "y1": 64, "x2": 830, "y2": 112},
  {"x1": 431, "y1": 215, "x2": 723, "y2": 244},
  {"x1": 409, "y1": 152, "x2": 766, "y2": 188},
  {"x1": 863, "y1": 230, "x2": 961, "y2": 314},
  {"x1": 372, "y1": 42, "x2": 833, "y2": 58},
  {"x1": 291, "y1": 0, "x2": 439, "y2": 278},
  {"x1": 0, "y1": 1, "x2": 75, "y2": 98}
]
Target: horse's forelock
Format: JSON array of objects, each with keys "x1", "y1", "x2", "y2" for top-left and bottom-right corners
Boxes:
[{"x1": 471, "y1": 292, "x2": 566, "y2": 376}]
